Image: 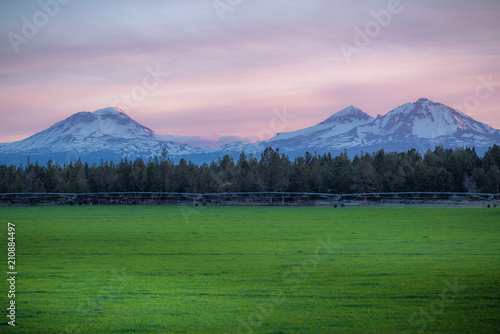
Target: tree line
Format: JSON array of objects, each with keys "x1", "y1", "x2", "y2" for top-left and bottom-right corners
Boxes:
[{"x1": 0, "y1": 145, "x2": 499, "y2": 194}]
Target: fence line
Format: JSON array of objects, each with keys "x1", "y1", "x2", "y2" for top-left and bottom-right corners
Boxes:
[{"x1": 0, "y1": 192, "x2": 498, "y2": 206}]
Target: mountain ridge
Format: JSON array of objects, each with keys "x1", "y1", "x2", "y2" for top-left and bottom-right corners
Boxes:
[
  {"x1": 251, "y1": 98, "x2": 500, "y2": 157},
  {"x1": 1, "y1": 99, "x2": 499, "y2": 165}
]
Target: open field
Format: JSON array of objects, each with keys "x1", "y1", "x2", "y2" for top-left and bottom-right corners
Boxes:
[{"x1": 1, "y1": 206, "x2": 499, "y2": 333}]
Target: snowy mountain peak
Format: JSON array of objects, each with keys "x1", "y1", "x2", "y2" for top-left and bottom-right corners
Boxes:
[
  {"x1": 263, "y1": 99, "x2": 499, "y2": 157},
  {"x1": 320, "y1": 106, "x2": 373, "y2": 125},
  {"x1": 93, "y1": 107, "x2": 127, "y2": 116},
  {"x1": 365, "y1": 98, "x2": 497, "y2": 139},
  {"x1": 0, "y1": 107, "x2": 158, "y2": 155},
  {"x1": 266, "y1": 106, "x2": 374, "y2": 144},
  {"x1": 0, "y1": 100, "x2": 499, "y2": 166},
  {"x1": 86, "y1": 107, "x2": 156, "y2": 136}
]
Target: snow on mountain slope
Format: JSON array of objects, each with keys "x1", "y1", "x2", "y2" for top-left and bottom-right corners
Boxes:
[
  {"x1": 249, "y1": 99, "x2": 500, "y2": 156},
  {"x1": 361, "y1": 98, "x2": 497, "y2": 139},
  {"x1": 0, "y1": 107, "x2": 218, "y2": 164},
  {"x1": 265, "y1": 106, "x2": 375, "y2": 147},
  {"x1": 3, "y1": 107, "x2": 157, "y2": 152},
  {"x1": 0, "y1": 100, "x2": 499, "y2": 166}
]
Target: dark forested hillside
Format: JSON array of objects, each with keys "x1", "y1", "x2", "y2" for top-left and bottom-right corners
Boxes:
[{"x1": 1, "y1": 145, "x2": 499, "y2": 194}]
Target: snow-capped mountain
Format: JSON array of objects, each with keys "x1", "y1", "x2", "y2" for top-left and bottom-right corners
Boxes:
[
  {"x1": 249, "y1": 98, "x2": 500, "y2": 157},
  {"x1": 5, "y1": 107, "x2": 156, "y2": 152},
  {"x1": 0, "y1": 107, "x2": 218, "y2": 165},
  {"x1": 0, "y1": 99, "x2": 499, "y2": 166},
  {"x1": 263, "y1": 106, "x2": 375, "y2": 150},
  {"x1": 359, "y1": 98, "x2": 498, "y2": 140}
]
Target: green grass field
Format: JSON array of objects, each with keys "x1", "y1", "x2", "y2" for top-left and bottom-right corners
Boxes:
[{"x1": 0, "y1": 205, "x2": 499, "y2": 333}]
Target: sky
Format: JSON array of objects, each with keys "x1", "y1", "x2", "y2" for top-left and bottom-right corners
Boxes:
[{"x1": 0, "y1": 0, "x2": 499, "y2": 146}]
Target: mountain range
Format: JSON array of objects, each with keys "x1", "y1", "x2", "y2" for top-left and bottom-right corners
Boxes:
[{"x1": 1, "y1": 98, "x2": 499, "y2": 165}]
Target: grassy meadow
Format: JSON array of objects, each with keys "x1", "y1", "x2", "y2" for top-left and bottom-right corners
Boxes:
[{"x1": 0, "y1": 205, "x2": 499, "y2": 333}]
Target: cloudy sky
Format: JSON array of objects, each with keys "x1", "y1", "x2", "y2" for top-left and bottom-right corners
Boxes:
[{"x1": 0, "y1": 0, "x2": 499, "y2": 146}]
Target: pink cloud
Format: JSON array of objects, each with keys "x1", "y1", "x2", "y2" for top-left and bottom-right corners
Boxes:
[{"x1": 1, "y1": 0, "x2": 499, "y2": 144}]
